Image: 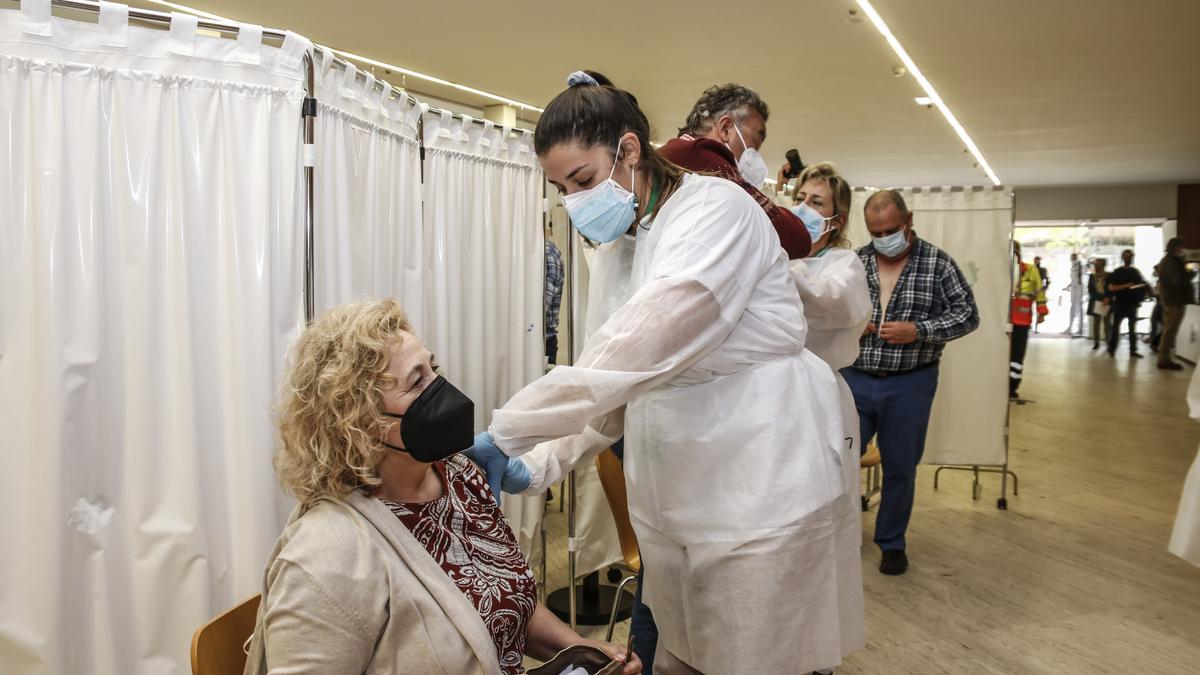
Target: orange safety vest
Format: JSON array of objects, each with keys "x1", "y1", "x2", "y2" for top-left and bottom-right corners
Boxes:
[{"x1": 1011, "y1": 262, "x2": 1049, "y2": 327}]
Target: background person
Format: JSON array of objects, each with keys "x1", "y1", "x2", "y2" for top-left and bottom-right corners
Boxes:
[
  {"x1": 1155, "y1": 237, "x2": 1194, "y2": 370},
  {"x1": 842, "y1": 190, "x2": 980, "y2": 576},
  {"x1": 1010, "y1": 241, "x2": 1048, "y2": 399},
  {"x1": 545, "y1": 236, "x2": 564, "y2": 365},
  {"x1": 1106, "y1": 249, "x2": 1150, "y2": 358},
  {"x1": 1088, "y1": 258, "x2": 1111, "y2": 350},
  {"x1": 659, "y1": 83, "x2": 811, "y2": 259},
  {"x1": 1033, "y1": 256, "x2": 1049, "y2": 333},
  {"x1": 1064, "y1": 252, "x2": 1085, "y2": 335}
]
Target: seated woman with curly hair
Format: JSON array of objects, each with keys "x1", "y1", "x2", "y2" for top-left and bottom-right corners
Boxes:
[{"x1": 243, "y1": 298, "x2": 639, "y2": 675}]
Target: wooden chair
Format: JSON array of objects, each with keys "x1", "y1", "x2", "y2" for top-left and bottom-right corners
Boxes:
[
  {"x1": 594, "y1": 447, "x2": 641, "y2": 641},
  {"x1": 190, "y1": 594, "x2": 261, "y2": 675},
  {"x1": 861, "y1": 442, "x2": 883, "y2": 512}
]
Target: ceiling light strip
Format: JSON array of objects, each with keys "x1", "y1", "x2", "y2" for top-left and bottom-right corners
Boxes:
[
  {"x1": 856, "y1": 0, "x2": 1001, "y2": 186},
  {"x1": 142, "y1": 0, "x2": 544, "y2": 112}
]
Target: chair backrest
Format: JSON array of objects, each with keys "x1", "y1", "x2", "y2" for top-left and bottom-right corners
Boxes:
[
  {"x1": 595, "y1": 448, "x2": 640, "y2": 573},
  {"x1": 191, "y1": 594, "x2": 261, "y2": 675}
]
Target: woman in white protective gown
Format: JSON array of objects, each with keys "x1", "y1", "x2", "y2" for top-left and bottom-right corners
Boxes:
[
  {"x1": 470, "y1": 72, "x2": 852, "y2": 673},
  {"x1": 787, "y1": 162, "x2": 873, "y2": 672}
]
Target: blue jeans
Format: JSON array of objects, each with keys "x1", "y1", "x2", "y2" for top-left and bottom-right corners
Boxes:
[
  {"x1": 843, "y1": 365, "x2": 940, "y2": 551},
  {"x1": 610, "y1": 439, "x2": 657, "y2": 671}
]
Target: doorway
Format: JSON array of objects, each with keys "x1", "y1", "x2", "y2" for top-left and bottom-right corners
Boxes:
[{"x1": 1014, "y1": 222, "x2": 1164, "y2": 338}]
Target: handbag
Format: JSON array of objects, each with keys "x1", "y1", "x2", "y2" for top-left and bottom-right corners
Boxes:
[{"x1": 527, "y1": 645, "x2": 624, "y2": 675}]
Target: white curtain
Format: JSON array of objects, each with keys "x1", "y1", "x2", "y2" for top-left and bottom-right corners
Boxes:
[
  {"x1": 848, "y1": 187, "x2": 1014, "y2": 466},
  {"x1": 311, "y1": 53, "x2": 424, "y2": 321},
  {"x1": 420, "y1": 109, "x2": 546, "y2": 555},
  {"x1": 0, "y1": 4, "x2": 307, "y2": 673}
]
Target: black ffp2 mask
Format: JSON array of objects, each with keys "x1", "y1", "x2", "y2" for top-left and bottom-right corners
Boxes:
[{"x1": 383, "y1": 376, "x2": 475, "y2": 462}]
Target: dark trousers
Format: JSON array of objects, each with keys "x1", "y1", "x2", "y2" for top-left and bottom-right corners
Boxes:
[
  {"x1": 843, "y1": 365, "x2": 940, "y2": 551},
  {"x1": 1161, "y1": 304, "x2": 1185, "y2": 364},
  {"x1": 1090, "y1": 312, "x2": 1112, "y2": 347},
  {"x1": 1108, "y1": 305, "x2": 1140, "y2": 354},
  {"x1": 610, "y1": 439, "x2": 657, "y2": 671},
  {"x1": 1150, "y1": 302, "x2": 1164, "y2": 351},
  {"x1": 545, "y1": 335, "x2": 558, "y2": 365},
  {"x1": 1009, "y1": 325, "x2": 1030, "y2": 396}
]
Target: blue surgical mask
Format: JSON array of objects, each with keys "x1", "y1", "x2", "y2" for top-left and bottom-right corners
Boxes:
[
  {"x1": 792, "y1": 201, "x2": 833, "y2": 243},
  {"x1": 562, "y1": 145, "x2": 637, "y2": 243},
  {"x1": 872, "y1": 230, "x2": 910, "y2": 258}
]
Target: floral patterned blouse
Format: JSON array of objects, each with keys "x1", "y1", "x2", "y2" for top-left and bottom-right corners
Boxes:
[{"x1": 380, "y1": 454, "x2": 537, "y2": 674}]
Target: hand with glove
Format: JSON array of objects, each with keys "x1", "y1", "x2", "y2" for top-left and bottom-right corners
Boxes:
[{"x1": 464, "y1": 431, "x2": 531, "y2": 505}]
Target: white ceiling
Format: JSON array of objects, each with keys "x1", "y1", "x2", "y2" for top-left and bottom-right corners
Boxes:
[{"x1": 125, "y1": 0, "x2": 1200, "y2": 189}]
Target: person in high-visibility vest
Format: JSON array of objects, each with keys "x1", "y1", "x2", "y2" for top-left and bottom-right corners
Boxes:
[{"x1": 1011, "y1": 242, "x2": 1049, "y2": 398}]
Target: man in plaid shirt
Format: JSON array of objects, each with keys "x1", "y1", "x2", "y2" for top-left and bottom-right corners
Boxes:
[
  {"x1": 843, "y1": 190, "x2": 979, "y2": 576},
  {"x1": 544, "y1": 238, "x2": 564, "y2": 364}
]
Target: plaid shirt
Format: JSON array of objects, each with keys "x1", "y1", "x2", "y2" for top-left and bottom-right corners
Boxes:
[
  {"x1": 853, "y1": 237, "x2": 979, "y2": 373},
  {"x1": 544, "y1": 240, "x2": 564, "y2": 338}
]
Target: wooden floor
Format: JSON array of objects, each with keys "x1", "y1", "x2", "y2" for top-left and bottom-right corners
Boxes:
[{"x1": 539, "y1": 336, "x2": 1200, "y2": 674}]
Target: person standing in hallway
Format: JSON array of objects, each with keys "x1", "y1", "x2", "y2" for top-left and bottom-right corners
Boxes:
[
  {"x1": 1032, "y1": 256, "x2": 1049, "y2": 333},
  {"x1": 1010, "y1": 241, "x2": 1048, "y2": 399},
  {"x1": 843, "y1": 190, "x2": 979, "y2": 576},
  {"x1": 1106, "y1": 249, "x2": 1150, "y2": 358},
  {"x1": 1064, "y1": 252, "x2": 1085, "y2": 336},
  {"x1": 1155, "y1": 237, "x2": 1194, "y2": 370},
  {"x1": 544, "y1": 237, "x2": 564, "y2": 365},
  {"x1": 1088, "y1": 258, "x2": 1112, "y2": 350}
]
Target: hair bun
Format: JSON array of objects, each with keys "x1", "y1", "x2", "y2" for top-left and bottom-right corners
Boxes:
[{"x1": 566, "y1": 71, "x2": 600, "y2": 87}]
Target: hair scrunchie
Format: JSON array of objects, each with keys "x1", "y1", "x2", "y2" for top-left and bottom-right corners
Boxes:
[{"x1": 566, "y1": 70, "x2": 599, "y2": 87}]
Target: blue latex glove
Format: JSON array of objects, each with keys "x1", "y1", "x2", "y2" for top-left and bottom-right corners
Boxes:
[
  {"x1": 464, "y1": 432, "x2": 531, "y2": 504},
  {"x1": 500, "y1": 454, "x2": 532, "y2": 495},
  {"x1": 464, "y1": 432, "x2": 507, "y2": 502}
]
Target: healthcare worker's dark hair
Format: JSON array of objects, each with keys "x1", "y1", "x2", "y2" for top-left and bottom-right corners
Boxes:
[{"x1": 535, "y1": 70, "x2": 685, "y2": 218}]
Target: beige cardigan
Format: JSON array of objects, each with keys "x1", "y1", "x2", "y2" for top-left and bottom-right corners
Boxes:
[{"x1": 244, "y1": 489, "x2": 504, "y2": 675}]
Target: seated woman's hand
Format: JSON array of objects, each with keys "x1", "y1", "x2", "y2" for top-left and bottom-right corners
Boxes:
[{"x1": 577, "y1": 638, "x2": 643, "y2": 674}]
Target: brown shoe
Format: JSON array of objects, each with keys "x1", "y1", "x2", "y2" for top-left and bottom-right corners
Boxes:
[{"x1": 1158, "y1": 361, "x2": 1184, "y2": 370}]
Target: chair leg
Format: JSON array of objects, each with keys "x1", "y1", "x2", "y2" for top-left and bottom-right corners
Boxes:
[{"x1": 605, "y1": 574, "x2": 638, "y2": 642}]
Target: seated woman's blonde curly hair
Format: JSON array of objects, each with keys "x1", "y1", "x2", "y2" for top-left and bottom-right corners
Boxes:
[{"x1": 276, "y1": 298, "x2": 412, "y2": 505}]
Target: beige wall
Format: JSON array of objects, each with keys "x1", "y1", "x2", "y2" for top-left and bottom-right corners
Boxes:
[{"x1": 1014, "y1": 184, "x2": 1177, "y2": 221}]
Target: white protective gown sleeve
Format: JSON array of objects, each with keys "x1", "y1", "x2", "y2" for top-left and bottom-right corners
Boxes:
[
  {"x1": 518, "y1": 408, "x2": 624, "y2": 494},
  {"x1": 489, "y1": 186, "x2": 764, "y2": 456},
  {"x1": 1170, "y1": 365, "x2": 1200, "y2": 566},
  {"x1": 788, "y1": 249, "x2": 872, "y2": 370},
  {"x1": 514, "y1": 236, "x2": 636, "y2": 494}
]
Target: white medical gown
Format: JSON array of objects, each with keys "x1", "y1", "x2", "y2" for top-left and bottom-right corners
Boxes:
[
  {"x1": 789, "y1": 248, "x2": 872, "y2": 664},
  {"x1": 1170, "y1": 366, "x2": 1200, "y2": 566},
  {"x1": 515, "y1": 236, "x2": 638, "y2": 493},
  {"x1": 490, "y1": 174, "x2": 849, "y2": 672}
]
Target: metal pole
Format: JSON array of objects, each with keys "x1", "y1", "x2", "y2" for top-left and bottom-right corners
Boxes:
[
  {"x1": 999, "y1": 189, "x2": 1018, "y2": 509},
  {"x1": 565, "y1": 222, "x2": 579, "y2": 631},
  {"x1": 302, "y1": 52, "x2": 316, "y2": 324}
]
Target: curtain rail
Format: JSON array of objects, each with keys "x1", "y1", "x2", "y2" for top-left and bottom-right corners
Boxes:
[
  {"x1": 33, "y1": 0, "x2": 289, "y2": 40},
  {"x1": 314, "y1": 45, "x2": 532, "y2": 137},
  {"x1": 25, "y1": 1, "x2": 531, "y2": 137}
]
